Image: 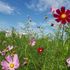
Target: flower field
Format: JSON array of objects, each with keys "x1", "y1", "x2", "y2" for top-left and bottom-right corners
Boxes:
[
  {"x1": 0, "y1": 6, "x2": 70, "y2": 70},
  {"x1": 0, "y1": 27, "x2": 70, "y2": 70}
]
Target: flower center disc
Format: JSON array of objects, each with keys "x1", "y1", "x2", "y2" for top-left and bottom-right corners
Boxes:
[
  {"x1": 40, "y1": 49, "x2": 42, "y2": 52},
  {"x1": 10, "y1": 63, "x2": 14, "y2": 68},
  {"x1": 61, "y1": 14, "x2": 66, "y2": 19}
]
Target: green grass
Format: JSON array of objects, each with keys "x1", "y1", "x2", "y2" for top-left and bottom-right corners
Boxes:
[{"x1": 0, "y1": 28, "x2": 70, "y2": 70}]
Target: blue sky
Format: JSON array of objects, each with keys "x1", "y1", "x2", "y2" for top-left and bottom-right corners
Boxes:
[{"x1": 0, "y1": 0, "x2": 70, "y2": 33}]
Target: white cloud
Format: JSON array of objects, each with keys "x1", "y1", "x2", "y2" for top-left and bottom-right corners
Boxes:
[
  {"x1": 26, "y1": 0, "x2": 70, "y2": 12},
  {"x1": 0, "y1": 1, "x2": 14, "y2": 14}
]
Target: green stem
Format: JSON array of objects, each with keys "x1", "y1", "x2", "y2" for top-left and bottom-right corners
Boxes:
[
  {"x1": 25, "y1": 45, "x2": 28, "y2": 57},
  {"x1": 42, "y1": 50, "x2": 47, "y2": 70},
  {"x1": 29, "y1": 53, "x2": 37, "y2": 70},
  {"x1": 61, "y1": 24, "x2": 64, "y2": 46}
]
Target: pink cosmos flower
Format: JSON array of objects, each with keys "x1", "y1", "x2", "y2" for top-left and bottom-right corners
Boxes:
[
  {"x1": 66, "y1": 57, "x2": 70, "y2": 67},
  {"x1": 0, "y1": 50, "x2": 6, "y2": 56},
  {"x1": 1, "y1": 54, "x2": 20, "y2": 70},
  {"x1": 1, "y1": 51, "x2": 6, "y2": 56},
  {"x1": 29, "y1": 38, "x2": 36, "y2": 46},
  {"x1": 50, "y1": 6, "x2": 56, "y2": 13}
]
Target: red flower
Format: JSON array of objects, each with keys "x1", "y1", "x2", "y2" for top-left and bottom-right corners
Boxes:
[
  {"x1": 37, "y1": 47, "x2": 44, "y2": 54},
  {"x1": 53, "y1": 6, "x2": 70, "y2": 24}
]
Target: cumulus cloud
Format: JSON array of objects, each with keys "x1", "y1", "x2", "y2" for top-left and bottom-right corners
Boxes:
[
  {"x1": 26, "y1": 0, "x2": 70, "y2": 12},
  {"x1": 0, "y1": 1, "x2": 14, "y2": 14}
]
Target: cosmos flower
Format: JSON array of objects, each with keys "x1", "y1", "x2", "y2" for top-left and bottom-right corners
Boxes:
[
  {"x1": 0, "y1": 51, "x2": 6, "y2": 56},
  {"x1": 53, "y1": 6, "x2": 70, "y2": 24},
  {"x1": 1, "y1": 54, "x2": 20, "y2": 70},
  {"x1": 0, "y1": 46, "x2": 14, "y2": 56},
  {"x1": 7, "y1": 45, "x2": 13, "y2": 51},
  {"x1": 37, "y1": 47, "x2": 44, "y2": 54},
  {"x1": 66, "y1": 57, "x2": 70, "y2": 67},
  {"x1": 29, "y1": 38, "x2": 36, "y2": 46},
  {"x1": 5, "y1": 31, "x2": 12, "y2": 37},
  {"x1": 51, "y1": 6, "x2": 56, "y2": 13}
]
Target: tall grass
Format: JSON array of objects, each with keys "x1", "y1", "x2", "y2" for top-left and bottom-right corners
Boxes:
[{"x1": 0, "y1": 24, "x2": 70, "y2": 70}]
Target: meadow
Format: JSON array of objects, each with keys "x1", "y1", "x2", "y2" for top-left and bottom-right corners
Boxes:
[
  {"x1": 0, "y1": 6, "x2": 70, "y2": 70},
  {"x1": 0, "y1": 24, "x2": 70, "y2": 70}
]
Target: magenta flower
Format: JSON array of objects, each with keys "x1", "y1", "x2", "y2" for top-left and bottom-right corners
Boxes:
[
  {"x1": 66, "y1": 57, "x2": 70, "y2": 67},
  {"x1": 1, "y1": 54, "x2": 20, "y2": 70}
]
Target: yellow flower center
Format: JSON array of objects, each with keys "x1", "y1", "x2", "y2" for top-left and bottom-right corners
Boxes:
[
  {"x1": 61, "y1": 14, "x2": 66, "y2": 19},
  {"x1": 10, "y1": 63, "x2": 14, "y2": 68}
]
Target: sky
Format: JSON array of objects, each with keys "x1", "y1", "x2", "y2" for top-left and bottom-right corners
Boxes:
[{"x1": 0, "y1": 0, "x2": 70, "y2": 34}]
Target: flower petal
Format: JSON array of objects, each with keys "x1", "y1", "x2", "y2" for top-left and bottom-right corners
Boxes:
[
  {"x1": 53, "y1": 14, "x2": 59, "y2": 18},
  {"x1": 1, "y1": 60, "x2": 9, "y2": 69},
  {"x1": 55, "y1": 18, "x2": 61, "y2": 22},
  {"x1": 61, "y1": 6, "x2": 65, "y2": 13},
  {"x1": 13, "y1": 54, "x2": 19, "y2": 69},
  {"x1": 68, "y1": 15, "x2": 70, "y2": 18},
  {"x1": 66, "y1": 18, "x2": 70, "y2": 23},
  {"x1": 5, "y1": 55, "x2": 12, "y2": 63},
  {"x1": 66, "y1": 10, "x2": 70, "y2": 15},
  {"x1": 8, "y1": 68, "x2": 15, "y2": 70},
  {"x1": 61, "y1": 20, "x2": 66, "y2": 24},
  {"x1": 66, "y1": 58, "x2": 70, "y2": 64},
  {"x1": 56, "y1": 9, "x2": 61, "y2": 14}
]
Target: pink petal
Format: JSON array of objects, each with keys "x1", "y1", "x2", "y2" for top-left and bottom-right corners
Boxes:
[
  {"x1": 1, "y1": 51, "x2": 6, "y2": 56},
  {"x1": 13, "y1": 54, "x2": 20, "y2": 69},
  {"x1": 5, "y1": 55, "x2": 12, "y2": 63},
  {"x1": 7, "y1": 46, "x2": 13, "y2": 51},
  {"x1": 66, "y1": 58, "x2": 70, "y2": 64},
  {"x1": 1, "y1": 60, "x2": 9, "y2": 69}
]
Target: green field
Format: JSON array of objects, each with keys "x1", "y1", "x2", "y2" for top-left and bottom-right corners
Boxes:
[{"x1": 0, "y1": 24, "x2": 70, "y2": 70}]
